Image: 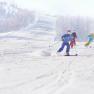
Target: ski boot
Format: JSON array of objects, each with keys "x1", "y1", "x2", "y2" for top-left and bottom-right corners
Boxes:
[{"x1": 65, "y1": 52, "x2": 70, "y2": 56}]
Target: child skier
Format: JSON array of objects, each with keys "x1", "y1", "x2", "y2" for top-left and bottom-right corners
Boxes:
[
  {"x1": 85, "y1": 33, "x2": 94, "y2": 47},
  {"x1": 57, "y1": 30, "x2": 72, "y2": 56},
  {"x1": 70, "y1": 32, "x2": 77, "y2": 48}
]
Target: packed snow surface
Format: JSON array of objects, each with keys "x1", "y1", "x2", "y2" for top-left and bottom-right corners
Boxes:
[{"x1": 0, "y1": 31, "x2": 94, "y2": 94}]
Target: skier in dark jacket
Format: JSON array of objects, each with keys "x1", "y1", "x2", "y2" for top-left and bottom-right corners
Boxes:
[
  {"x1": 57, "y1": 30, "x2": 72, "y2": 56},
  {"x1": 70, "y1": 32, "x2": 77, "y2": 48}
]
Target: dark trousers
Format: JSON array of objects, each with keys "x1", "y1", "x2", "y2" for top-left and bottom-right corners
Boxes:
[{"x1": 57, "y1": 42, "x2": 70, "y2": 53}]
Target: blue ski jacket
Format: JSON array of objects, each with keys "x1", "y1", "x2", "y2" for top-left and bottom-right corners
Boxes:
[{"x1": 62, "y1": 34, "x2": 72, "y2": 43}]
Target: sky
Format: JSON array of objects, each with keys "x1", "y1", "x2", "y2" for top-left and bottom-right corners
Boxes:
[{"x1": 0, "y1": 0, "x2": 94, "y2": 17}]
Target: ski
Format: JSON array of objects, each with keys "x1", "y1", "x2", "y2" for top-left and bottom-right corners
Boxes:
[{"x1": 64, "y1": 54, "x2": 78, "y2": 56}]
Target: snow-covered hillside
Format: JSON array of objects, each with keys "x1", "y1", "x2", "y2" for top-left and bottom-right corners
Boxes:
[
  {"x1": 0, "y1": 30, "x2": 94, "y2": 94},
  {"x1": 0, "y1": 2, "x2": 35, "y2": 32},
  {"x1": 0, "y1": 1, "x2": 56, "y2": 32},
  {"x1": 0, "y1": 2, "x2": 18, "y2": 17}
]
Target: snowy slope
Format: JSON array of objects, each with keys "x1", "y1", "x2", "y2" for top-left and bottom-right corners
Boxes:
[{"x1": 0, "y1": 30, "x2": 94, "y2": 94}]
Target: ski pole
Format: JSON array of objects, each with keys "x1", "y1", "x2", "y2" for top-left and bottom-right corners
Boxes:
[
  {"x1": 73, "y1": 44, "x2": 78, "y2": 55},
  {"x1": 49, "y1": 41, "x2": 60, "y2": 48}
]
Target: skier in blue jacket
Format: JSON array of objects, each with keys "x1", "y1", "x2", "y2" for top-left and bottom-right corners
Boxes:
[{"x1": 57, "y1": 30, "x2": 72, "y2": 56}]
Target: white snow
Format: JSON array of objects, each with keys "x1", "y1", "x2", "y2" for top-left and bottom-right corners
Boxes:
[{"x1": 0, "y1": 31, "x2": 94, "y2": 94}]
